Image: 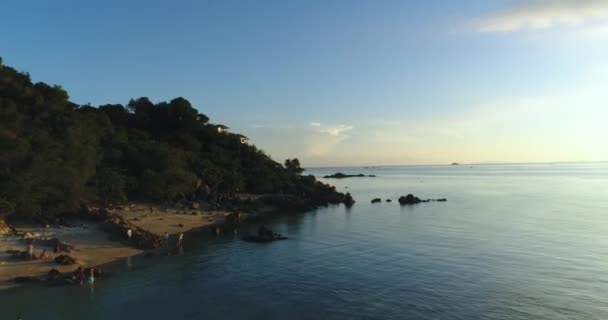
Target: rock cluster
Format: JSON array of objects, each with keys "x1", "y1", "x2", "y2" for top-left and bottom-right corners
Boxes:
[
  {"x1": 323, "y1": 172, "x2": 376, "y2": 178},
  {"x1": 398, "y1": 194, "x2": 447, "y2": 205},
  {"x1": 92, "y1": 208, "x2": 162, "y2": 249}
]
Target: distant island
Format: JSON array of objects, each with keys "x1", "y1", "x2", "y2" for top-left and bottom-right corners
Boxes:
[
  {"x1": 0, "y1": 57, "x2": 353, "y2": 289},
  {"x1": 323, "y1": 173, "x2": 376, "y2": 178},
  {"x1": 451, "y1": 163, "x2": 460, "y2": 165}
]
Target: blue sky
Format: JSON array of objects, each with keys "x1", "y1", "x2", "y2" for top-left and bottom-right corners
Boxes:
[{"x1": 2, "y1": 0, "x2": 607, "y2": 166}]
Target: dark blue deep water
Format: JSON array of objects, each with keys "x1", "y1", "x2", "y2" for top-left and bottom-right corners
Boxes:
[{"x1": 2, "y1": 163, "x2": 608, "y2": 319}]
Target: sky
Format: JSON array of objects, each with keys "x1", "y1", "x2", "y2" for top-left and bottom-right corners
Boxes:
[{"x1": 1, "y1": 0, "x2": 607, "y2": 166}]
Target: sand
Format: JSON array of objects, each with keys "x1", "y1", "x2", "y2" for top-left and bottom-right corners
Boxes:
[
  {"x1": 0, "y1": 223, "x2": 142, "y2": 290},
  {"x1": 115, "y1": 203, "x2": 232, "y2": 236},
  {"x1": 0, "y1": 203, "x2": 232, "y2": 290}
]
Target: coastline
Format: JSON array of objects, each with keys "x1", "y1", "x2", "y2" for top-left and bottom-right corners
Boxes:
[{"x1": 0, "y1": 202, "x2": 240, "y2": 291}]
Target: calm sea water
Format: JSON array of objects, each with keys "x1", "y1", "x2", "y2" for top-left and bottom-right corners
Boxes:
[{"x1": 2, "y1": 163, "x2": 608, "y2": 319}]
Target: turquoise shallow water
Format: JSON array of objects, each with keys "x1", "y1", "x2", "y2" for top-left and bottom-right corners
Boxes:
[{"x1": 2, "y1": 163, "x2": 608, "y2": 319}]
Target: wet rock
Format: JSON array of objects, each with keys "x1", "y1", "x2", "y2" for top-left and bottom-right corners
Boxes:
[
  {"x1": 344, "y1": 193, "x2": 355, "y2": 207},
  {"x1": 371, "y1": 198, "x2": 382, "y2": 204},
  {"x1": 47, "y1": 269, "x2": 62, "y2": 281},
  {"x1": 398, "y1": 194, "x2": 447, "y2": 205},
  {"x1": 324, "y1": 173, "x2": 376, "y2": 178},
  {"x1": 398, "y1": 194, "x2": 422, "y2": 205},
  {"x1": 386, "y1": 199, "x2": 392, "y2": 202}
]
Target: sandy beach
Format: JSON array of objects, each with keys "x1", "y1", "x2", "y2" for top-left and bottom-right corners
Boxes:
[{"x1": 0, "y1": 203, "x2": 233, "y2": 290}]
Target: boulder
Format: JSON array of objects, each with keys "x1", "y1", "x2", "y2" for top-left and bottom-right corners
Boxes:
[
  {"x1": 344, "y1": 193, "x2": 355, "y2": 207},
  {"x1": 47, "y1": 269, "x2": 62, "y2": 281},
  {"x1": 371, "y1": 198, "x2": 382, "y2": 204},
  {"x1": 323, "y1": 173, "x2": 373, "y2": 179},
  {"x1": 398, "y1": 194, "x2": 422, "y2": 205},
  {"x1": 386, "y1": 199, "x2": 392, "y2": 202}
]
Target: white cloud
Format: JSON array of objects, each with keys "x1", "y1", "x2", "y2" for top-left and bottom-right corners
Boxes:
[
  {"x1": 307, "y1": 123, "x2": 354, "y2": 157},
  {"x1": 317, "y1": 124, "x2": 354, "y2": 137},
  {"x1": 473, "y1": 0, "x2": 608, "y2": 33}
]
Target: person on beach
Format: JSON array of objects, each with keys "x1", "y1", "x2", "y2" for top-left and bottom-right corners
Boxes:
[
  {"x1": 163, "y1": 232, "x2": 170, "y2": 248},
  {"x1": 177, "y1": 232, "x2": 184, "y2": 247},
  {"x1": 27, "y1": 241, "x2": 34, "y2": 260},
  {"x1": 73, "y1": 266, "x2": 85, "y2": 285},
  {"x1": 127, "y1": 228, "x2": 132, "y2": 241},
  {"x1": 87, "y1": 267, "x2": 95, "y2": 285}
]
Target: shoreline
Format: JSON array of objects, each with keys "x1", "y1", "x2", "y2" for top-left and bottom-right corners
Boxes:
[
  {"x1": 1, "y1": 191, "x2": 350, "y2": 291},
  {"x1": 0, "y1": 202, "x2": 242, "y2": 291}
]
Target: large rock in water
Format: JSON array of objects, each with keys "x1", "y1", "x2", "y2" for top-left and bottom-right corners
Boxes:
[
  {"x1": 344, "y1": 193, "x2": 355, "y2": 207},
  {"x1": 398, "y1": 194, "x2": 422, "y2": 205},
  {"x1": 371, "y1": 198, "x2": 382, "y2": 203}
]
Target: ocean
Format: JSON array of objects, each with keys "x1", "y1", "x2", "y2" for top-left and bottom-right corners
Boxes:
[{"x1": 1, "y1": 163, "x2": 608, "y2": 319}]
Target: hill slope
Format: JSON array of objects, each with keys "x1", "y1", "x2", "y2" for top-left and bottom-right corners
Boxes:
[{"x1": 0, "y1": 57, "x2": 349, "y2": 220}]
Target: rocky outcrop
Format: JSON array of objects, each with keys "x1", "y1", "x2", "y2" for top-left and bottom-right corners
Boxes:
[
  {"x1": 344, "y1": 193, "x2": 355, "y2": 207},
  {"x1": 398, "y1": 194, "x2": 447, "y2": 205},
  {"x1": 371, "y1": 198, "x2": 382, "y2": 203},
  {"x1": 244, "y1": 176, "x2": 356, "y2": 212},
  {"x1": 97, "y1": 208, "x2": 162, "y2": 249},
  {"x1": 398, "y1": 194, "x2": 421, "y2": 205},
  {"x1": 323, "y1": 173, "x2": 376, "y2": 178}
]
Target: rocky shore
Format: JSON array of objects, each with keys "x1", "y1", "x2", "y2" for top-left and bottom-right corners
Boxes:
[
  {"x1": 323, "y1": 172, "x2": 376, "y2": 178},
  {"x1": 0, "y1": 186, "x2": 354, "y2": 290}
]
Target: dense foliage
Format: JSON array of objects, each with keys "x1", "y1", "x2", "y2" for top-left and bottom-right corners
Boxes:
[{"x1": 0, "y1": 58, "x2": 312, "y2": 219}]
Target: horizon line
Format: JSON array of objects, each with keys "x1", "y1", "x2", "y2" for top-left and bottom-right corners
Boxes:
[{"x1": 303, "y1": 160, "x2": 608, "y2": 170}]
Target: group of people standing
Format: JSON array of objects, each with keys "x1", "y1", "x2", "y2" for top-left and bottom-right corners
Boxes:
[
  {"x1": 162, "y1": 231, "x2": 184, "y2": 248},
  {"x1": 73, "y1": 265, "x2": 99, "y2": 285}
]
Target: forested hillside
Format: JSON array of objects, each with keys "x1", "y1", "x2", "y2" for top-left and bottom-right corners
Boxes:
[{"x1": 0, "y1": 57, "x2": 344, "y2": 220}]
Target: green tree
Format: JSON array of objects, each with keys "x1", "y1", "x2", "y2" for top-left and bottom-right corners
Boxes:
[{"x1": 285, "y1": 158, "x2": 304, "y2": 174}]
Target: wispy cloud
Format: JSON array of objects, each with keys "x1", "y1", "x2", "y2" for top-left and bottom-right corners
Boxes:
[
  {"x1": 307, "y1": 122, "x2": 354, "y2": 156},
  {"x1": 317, "y1": 124, "x2": 354, "y2": 137},
  {"x1": 473, "y1": 0, "x2": 608, "y2": 33}
]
